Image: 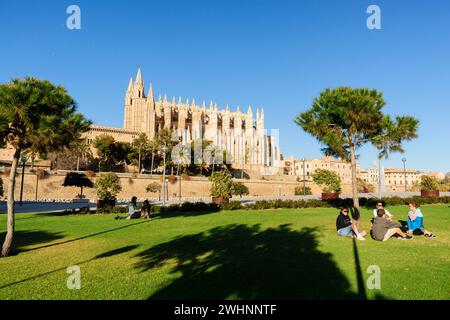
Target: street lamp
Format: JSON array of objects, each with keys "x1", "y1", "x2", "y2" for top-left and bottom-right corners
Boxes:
[
  {"x1": 35, "y1": 169, "x2": 39, "y2": 201},
  {"x1": 19, "y1": 156, "x2": 27, "y2": 206},
  {"x1": 378, "y1": 158, "x2": 382, "y2": 200},
  {"x1": 402, "y1": 157, "x2": 407, "y2": 192},
  {"x1": 302, "y1": 158, "x2": 306, "y2": 196},
  {"x1": 176, "y1": 158, "x2": 182, "y2": 202},
  {"x1": 161, "y1": 145, "x2": 169, "y2": 206}
]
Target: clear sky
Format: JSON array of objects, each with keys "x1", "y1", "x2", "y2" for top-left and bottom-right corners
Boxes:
[{"x1": 0, "y1": 0, "x2": 449, "y2": 174}]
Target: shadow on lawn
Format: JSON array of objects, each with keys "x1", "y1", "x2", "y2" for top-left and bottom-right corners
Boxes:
[
  {"x1": 0, "y1": 245, "x2": 139, "y2": 290},
  {"x1": 11, "y1": 220, "x2": 150, "y2": 254},
  {"x1": 0, "y1": 230, "x2": 65, "y2": 256},
  {"x1": 135, "y1": 224, "x2": 384, "y2": 300}
]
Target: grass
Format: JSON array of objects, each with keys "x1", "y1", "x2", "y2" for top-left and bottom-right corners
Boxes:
[{"x1": 0, "y1": 204, "x2": 449, "y2": 300}]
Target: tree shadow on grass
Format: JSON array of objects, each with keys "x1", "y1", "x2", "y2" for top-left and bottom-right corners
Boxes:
[
  {"x1": 0, "y1": 245, "x2": 139, "y2": 290},
  {"x1": 135, "y1": 224, "x2": 377, "y2": 300},
  {"x1": 0, "y1": 230, "x2": 65, "y2": 256}
]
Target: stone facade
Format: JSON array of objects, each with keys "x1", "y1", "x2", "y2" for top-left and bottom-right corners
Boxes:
[
  {"x1": 121, "y1": 69, "x2": 281, "y2": 169},
  {"x1": 282, "y1": 156, "x2": 354, "y2": 183}
]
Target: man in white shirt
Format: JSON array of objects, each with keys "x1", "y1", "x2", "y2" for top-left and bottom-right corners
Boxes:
[{"x1": 373, "y1": 201, "x2": 393, "y2": 219}]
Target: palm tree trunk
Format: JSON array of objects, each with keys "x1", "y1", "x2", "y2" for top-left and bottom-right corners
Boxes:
[
  {"x1": 1, "y1": 148, "x2": 21, "y2": 257},
  {"x1": 138, "y1": 150, "x2": 141, "y2": 174},
  {"x1": 77, "y1": 157, "x2": 80, "y2": 171},
  {"x1": 150, "y1": 153, "x2": 154, "y2": 176},
  {"x1": 349, "y1": 143, "x2": 360, "y2": 209}
]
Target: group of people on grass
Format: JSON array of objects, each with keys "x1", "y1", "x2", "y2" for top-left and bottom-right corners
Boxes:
[
  {"x1": 115, "y1": 196, "x2": 152, "y2": 220},
  {"x1": 336, "y1": 201, "x2": 436, "y2": 241}
]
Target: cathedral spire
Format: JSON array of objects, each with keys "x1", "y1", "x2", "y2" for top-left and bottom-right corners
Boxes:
[
  {"x1": 135, "y1": 68, "x2": 143, "y2": 85},
  {"x1": 247, "y1": 105, "x2": 253, "y2": 115},
  {"x1": 147, "y1": 83, "x2": 154, "y2": 101},
  {"x1": 127, "y1": 77, "x2": 133, "y2": 92}
]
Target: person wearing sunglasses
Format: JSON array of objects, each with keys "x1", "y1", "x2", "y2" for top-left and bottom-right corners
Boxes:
[
  {"x1": 336, "y1": 207, "x2": 366, "y2": 240},
  {"x1": 373, "y1": 202, "x2": 393, "y2": 219}
]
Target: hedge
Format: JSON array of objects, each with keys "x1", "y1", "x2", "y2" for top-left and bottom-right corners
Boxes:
[{"x1": 67, "y1": 196, "x2": 450, "y2": 216}]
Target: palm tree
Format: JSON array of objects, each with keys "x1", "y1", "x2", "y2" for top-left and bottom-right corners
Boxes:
[
  {"x1": 0, "y1": 77, "x2": 91, "y2": 257},
  {"x1": 132, "y1": 133, "x2": 149, "y2": 173},
  {"x1": 72, "y1": 138, "x2": 92, "y2": 171},
  {"x1": 296, "y1": 87, "x2": 418, "y2": 209},
  {"x1": 148, "y1": 139, "x2": 158, "y2": 176}
]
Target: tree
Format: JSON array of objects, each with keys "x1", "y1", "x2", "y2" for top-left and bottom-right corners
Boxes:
[
  {"x1": 311, "y1": 169, "x2": 341, "y2": 193},
  {"x1": 72, "y1": 138, "x2": 92, "y2": 171},
  {"x1": 0, "y1": 77, "x2": 91, "y2": 257},
  {"x1": 146, "y1": 182, "x2": 162, "y2": 199},
  {"x1": 231, "y1": 181, "x2": 249, "y2": 198},
  {"x1": 93, "y1": 135, "x2": 132, "y2": 172},
  {"x1": 62, "y1": 172, "x2": 94, "y2": 198},
  {"x1": 295, "y1": 186, "x2": 312, "y2": 195},
  {"x1": 0, "y1": 177, "x2": 4, "y2": 198},
  {"x1": 357, "y1": 178, "x2": 375, "y2": 193},
  {"x1": 420, "y1": 175, "x2": 439, "y2": 191},
  {"x1": 209, "y1": 169, "x2": 234, "y2": 200},
  {"x1": 94, "y1": 172, "x2": 122, "y2": 202},
  {"x1": 148, "y1": 139, "x2": 159, "y2": 176},
  {"x1": 295, "y1": 87, "x2": 418, "y2": 208},
  {"x1": 131, "y1": 133, "x2": 149, "y2": 173}
]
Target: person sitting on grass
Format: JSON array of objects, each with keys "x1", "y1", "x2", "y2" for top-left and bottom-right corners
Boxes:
[
  {"x1": 373, "y1": 201, "x2": 393, "y2": 219},
  {"x1": 140, "y1": 199, "x2": 151, "y2": 219},
  {"x1": 115, "y1": 196, "x2": 141, "y2": 220},
  {"x1": 407, "y1": 202, "x2": 435, "y2": 238},
  {"x1": 372, "y1": 209, "x2": 412, "y2": 241},
  {"x1": 336, "y1": 208, "x2": 366, "y2": 241}
]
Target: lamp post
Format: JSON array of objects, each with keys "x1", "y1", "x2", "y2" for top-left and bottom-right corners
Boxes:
[
  {"x1": 161, "y1": 145, "x2": 169, "y2": 206},
  {"x1": 302, "y1": 158, "x2": 306, "y2": 195},
  {"x1": 35, "y1": 170, "x2": 39, "y2": 201},
  {"x1": 19, "y1": 156, "x2": 27, "y2": 206},
  {"x1": 175, "y1": 158, "x2": 183, "y2": 202},
  {"x1": 402, "y1": 157, "x2": 407, "y2": 192},
  {"x1": 378, "y1": 158, "x2": 382, "y2": 200}
]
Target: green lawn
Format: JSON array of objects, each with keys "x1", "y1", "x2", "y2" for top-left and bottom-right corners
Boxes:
[{"x1": 0, "y1": 204, "x2": 449, "y2": 300}]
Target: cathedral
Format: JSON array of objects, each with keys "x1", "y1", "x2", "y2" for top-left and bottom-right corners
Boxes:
[{"x1": 86, "y1": 69, "x2": 281, "y2": 170}]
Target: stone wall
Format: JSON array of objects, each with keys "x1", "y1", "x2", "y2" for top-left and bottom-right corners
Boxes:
[{"x1": 0, "y1": 170, "x2": 355, "y2": 202}]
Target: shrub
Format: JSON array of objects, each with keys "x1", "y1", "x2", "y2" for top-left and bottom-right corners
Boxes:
[
  {"x1": 420, "y1": 175, "x2": 439, "y2": 191},
  {"x1": 146, "y1": 182, "x2": 161, "y2": 193},
  {"x1": 62, "y1": 172, "x2": 93, "y2": 199},
  {"x1": 311, "y1": 169, "x2": 341, "y2": 193},
  {"x1": 94, "y1": 172, "x2": 122, "y2": 202},
  {"x1": 231, "y1": 181, "x2": 249, "y2": 197},
  {"x1": 209, "y1": 170, "x2": 233, "y2": 199},
  {"x1": 220, "y1": 201, "x2": 242, "y2": 211},
  {"x1": 295, "y1": 186, "x2": 312, "y2": 195}
]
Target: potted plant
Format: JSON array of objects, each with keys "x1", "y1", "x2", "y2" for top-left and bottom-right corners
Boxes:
[
  {"x1": 311, "y1": 169, "x2": 341, "y2": 200},
  {"x1": 209, "y1": 170, "x2": 233, "y2": 204},
  {"x1": 62, "y1": 172, "x2": 94, "y2": 203},
  {"x1": 94, "y1": 172, "x2": 122, "y2": 208},
  {"x1": 420, "y1": 175, "x2": 440, "y2": 197}
]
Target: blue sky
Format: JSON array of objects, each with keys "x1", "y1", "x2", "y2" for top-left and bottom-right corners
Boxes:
[{"x1": 0, "y1": 0, "x2": 449, "y2": 173}]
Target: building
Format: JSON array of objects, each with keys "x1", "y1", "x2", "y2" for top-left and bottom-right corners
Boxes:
[
  {"x1": 383, "y1": 168, "x2": 422, "y2": 191},
  {"x1": 84, "y1": 68, "x2": 281, "y2": 169},
  {"x1": 425, "y1": 172, "x2": 445, "y2": 181},
  {"x1": 282, "y1": 156, "x2": 354, "y2": 183}
]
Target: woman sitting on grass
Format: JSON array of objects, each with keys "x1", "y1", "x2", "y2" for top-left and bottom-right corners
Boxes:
[
  {"x1": 115, "y1": 196, "x2": 141, "y2": 220},
  {"x1": 372, "y1": 209, "x2": 412, "y2": 241},
  {"x1": 407, "y1": 202, "x2": 435, "y2": 238},
  {"x1": 336, "y1": 208, "x2": 366, "y2": 241}
]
